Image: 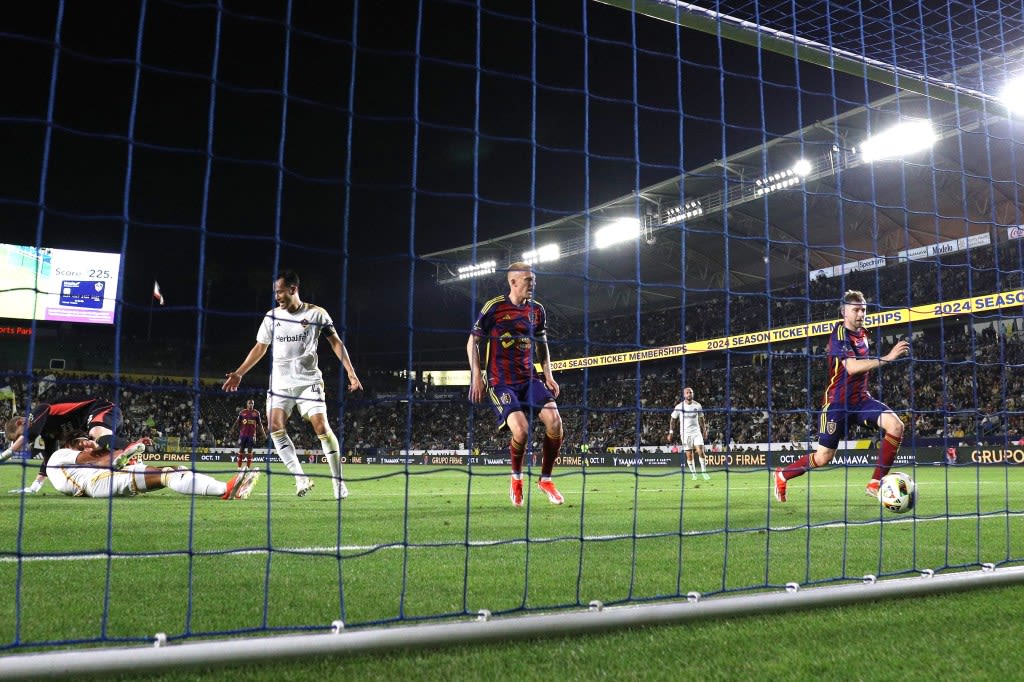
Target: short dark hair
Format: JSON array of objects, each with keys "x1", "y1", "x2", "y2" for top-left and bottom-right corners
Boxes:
[{"x1": 277, "y1": 270, "x2": 300, "y2": 288}]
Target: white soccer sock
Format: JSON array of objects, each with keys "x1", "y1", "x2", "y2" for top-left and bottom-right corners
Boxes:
[
  {"x1": 161, "y1": 469, "x2": 227, "y2": 497},
  {"x1": 687, "y1": 460, "x2": 697, "y2": 475},
  {"x1": 320, "y1": 430, "x2": 341, "y2": 479},
  {"x1": 271, "y1": 429, "x2": 306, "y2": 477},
  {"x1": 699, "y1": 456, "x2": 707, "y2": 473},
  {"x1": 127, "y1": 463, "x2": 150, "y2": 492}
]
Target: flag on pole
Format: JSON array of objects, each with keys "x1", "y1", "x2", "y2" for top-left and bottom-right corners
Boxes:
[{"x1": 153, "y1": 280, "x2": 165, "y2": 305}]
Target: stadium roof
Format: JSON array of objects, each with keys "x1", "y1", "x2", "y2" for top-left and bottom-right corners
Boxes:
[{"x1": 423, "y1": 88, "x2": 1022, "y2": 323}]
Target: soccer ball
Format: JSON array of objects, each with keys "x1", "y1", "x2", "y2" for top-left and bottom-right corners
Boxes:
[{"x1": 878, "y1": 472, "x2": 916, "y2": 514}]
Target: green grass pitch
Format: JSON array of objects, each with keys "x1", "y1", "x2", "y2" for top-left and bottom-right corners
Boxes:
[{"x1": 2, "y1": 461, "x2": 1022, "y2": 654}]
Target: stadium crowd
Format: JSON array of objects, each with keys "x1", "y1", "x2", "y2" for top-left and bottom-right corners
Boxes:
[
  {"x1": 2, "y1": 241, "x2": 1021, "y2": 455},
  {"x1": 2, "y1": 319, "x2": 1021, "y2": 456}
]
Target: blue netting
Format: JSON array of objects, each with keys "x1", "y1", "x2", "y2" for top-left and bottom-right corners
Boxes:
[{"x1": 0, "y1": 0, "x2": 1022, "y2": 656}]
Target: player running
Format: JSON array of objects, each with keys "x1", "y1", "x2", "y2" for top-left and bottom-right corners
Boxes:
[{"x1": 773, "y1": 290, "x2": 909, "y2": 503}]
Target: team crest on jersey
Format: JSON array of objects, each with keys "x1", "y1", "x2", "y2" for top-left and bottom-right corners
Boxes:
[
  {"x1": 826, "y1": 419, "x2": 837, "y2": 435},
  {"x1": 300, "y1": 319, "x2": 310, "y2": 328}
]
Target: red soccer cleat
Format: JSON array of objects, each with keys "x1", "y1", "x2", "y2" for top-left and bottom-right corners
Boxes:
[
  {"x1": 537, "y1": 479, "x2": 564, "y2": 505},
  {"x1": 509, "y1": 477, "x2": 524, "y2": 507},
  {"x1": 773, "y1": 467, "x2": 787, "y2": 503},
  {"x1": 865, "y1": 479, "x2": 881, "y2": 500}
]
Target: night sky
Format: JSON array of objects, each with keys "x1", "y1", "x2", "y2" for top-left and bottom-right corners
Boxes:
[{"x1": 0, "y1": 1, "x2": 882, "y2": 366}]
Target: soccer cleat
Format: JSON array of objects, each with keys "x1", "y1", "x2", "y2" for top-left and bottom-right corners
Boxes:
[
  {"x1": 537, "y1": 479, "x2": 564, "y2": 505},
  {"x1": 296, "y1": 477, "x2": 315, "y2": 497},
  {"x1": 232, "y1": 470, "x2": 261, "y2": 500},
  {"x1": 691, "y1": 474, "x2": 698, "y2": 481},
  {"x1": 773, "y1": 467, "x2": 787, "y2": 502},
  {"x1": 865, "y1": 479, "x2": 881, "y2": 499},
  {"x1": 221, "y1": 474, "x2": 240, "y2": 500},
  {"x1": 509, "y1": 477, "x2": 524, "y2": 507},
  {"x1": 333, "y1": 478, "x2": 349, "y2": 500},
  {"x1": 702, "y1": 473, "x2": 711, "y2": 481},
  {"x1": 113, "y1": 439, "x2": 149, "y2": 469}
]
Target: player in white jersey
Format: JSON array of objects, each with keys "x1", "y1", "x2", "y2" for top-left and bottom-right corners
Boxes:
[
  {"x1": 46, "y1": 434, "x2": 258, "y2": 499},
  {"x1": 223, "y1": 270, "x2": 363, "y2": 499},
  {"x1": 668, "y1": 386, "x2": 710, "y2": 480}
]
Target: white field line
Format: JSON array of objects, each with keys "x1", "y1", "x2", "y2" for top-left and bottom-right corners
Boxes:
[{"x1": 2, "y1": 509, "x2": 1022, "y2": 563}]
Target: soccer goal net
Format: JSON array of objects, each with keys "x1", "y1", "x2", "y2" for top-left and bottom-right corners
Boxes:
[{"x1": 2, "y1": 0, "x2": 1023, "y2": 675}]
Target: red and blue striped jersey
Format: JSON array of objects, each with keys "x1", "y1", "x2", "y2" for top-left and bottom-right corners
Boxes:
[
  {"x1": 237, "y1": 409, "x2": 263, "y2": 438},
  {"x1": 822, "y1": 323, "x2": 871, "y2": 407},
  {"x1": 471, "y1": 295, "x2": 547, "y2": 386}
]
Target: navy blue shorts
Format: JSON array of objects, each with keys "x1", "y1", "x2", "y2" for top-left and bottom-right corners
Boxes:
[
  {"x1": 86, "y1": 402, "x2": 122, "y2": 433},
  {"x1": 239, "y1": 436, "x2": 256, "y2": 450},
  {"x1": 485, "y1": 380, "x2": 556, "y2": 429},
  {"x1": 817, "y1": 398, "x2": 890, "y2": 449}
]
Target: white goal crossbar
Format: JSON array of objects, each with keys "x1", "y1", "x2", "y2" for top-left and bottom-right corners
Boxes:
[{"x1": 2, "y1": 565, "x2": 1023, "y2": 680}]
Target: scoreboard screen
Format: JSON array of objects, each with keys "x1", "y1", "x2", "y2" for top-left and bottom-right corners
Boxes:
[{"x1": 0, "y1": 243, "x2": 123, "y2": 325}]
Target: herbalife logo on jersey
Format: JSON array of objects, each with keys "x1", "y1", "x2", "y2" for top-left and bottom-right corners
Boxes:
[{"x1": 277, "y1": 327, "x2": 310, "y2": 343}]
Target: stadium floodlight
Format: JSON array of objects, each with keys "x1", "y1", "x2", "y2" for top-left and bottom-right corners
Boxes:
[
  {"x1": 999, "y1": 75, "x2": 1024, "y2": 117},
  {"x1": 663, "y1": 200, "x2": 703, "y2": 225},
  {"x1": 754, "y1": 168, "x2": 802, "y2": 197},
  {"x1": 791, "y1": 158, "x2": 813, "y2": 177},
  {"x1": 522, "y1": 243, "x2": 560, "y2": 265},
  {"x1": 594, "y1": 218, "x2": 641, "y2": 249},
  {"x1": 456, "y1": 260, "x2": 496, "y2": 280},
  {"x1": 859, "y1": 120, "x2": 936, "y2": 162}
]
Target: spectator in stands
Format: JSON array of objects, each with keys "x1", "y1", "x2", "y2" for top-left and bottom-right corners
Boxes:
[
  {"x1": 222, "y1": 270, "x2": 362, "y2": 500},
  {"x1": 46, "y1": 432, "x2": 258, "y2": 500},
  {"x1": 468, "y1": 262, "x2": 565, "y2": 507},
  {"x1": 772, "y1": 291, "x2": 910, "y2": 504},
  {"x1": 2, "y1": 397, "x2": 151, "y2": 495}
]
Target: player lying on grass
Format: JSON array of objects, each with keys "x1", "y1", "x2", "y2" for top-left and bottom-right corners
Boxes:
[
  {"x1": 2, "y1": 396, "x2": 151, "y2": 494},
  {"x1": 45, "y1": 432, "x2": 259, "y2": 500}
]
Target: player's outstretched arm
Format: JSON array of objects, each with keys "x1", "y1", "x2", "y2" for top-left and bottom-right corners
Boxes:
[{"x1": 223, "y1": 342, "x2": 269, "y2": 391}]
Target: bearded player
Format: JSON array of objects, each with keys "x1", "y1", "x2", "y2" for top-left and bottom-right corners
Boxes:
[
  {"x1": 669, "y1": 387, "x2": 710, "y2": 481},
  {"x1": 773, "y1": 290, "x2": 910, "y2": 503},
  {"x1": 223, "y1": 270, "x2": 363, "y2": 500}
]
